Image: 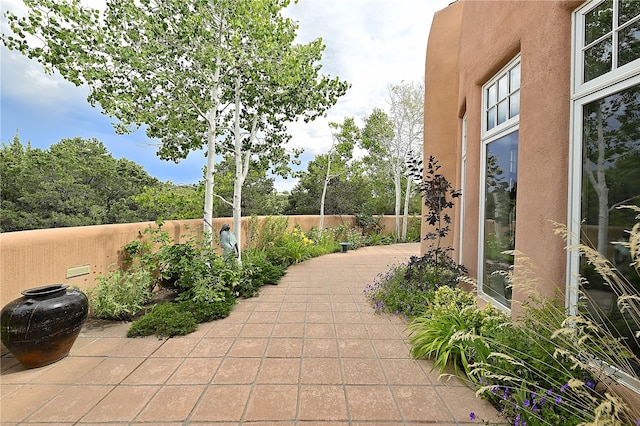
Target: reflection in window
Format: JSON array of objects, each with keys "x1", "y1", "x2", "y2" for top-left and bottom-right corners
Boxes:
[
  {"x1": 485, "y1": 61, "x2": 520, "y2": 131},
  {"x1": 483, "y1": 131, "x2": 518, "y2": 308},
  {"x1": 582, "y1": 0, "x2": 640, "y2": 83},
  {"x1": 581, "y1": 85, "x2": 640, "y2": 368}
]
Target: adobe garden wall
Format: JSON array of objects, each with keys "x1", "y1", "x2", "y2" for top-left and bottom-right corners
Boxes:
[{"x1": 0, "y1": 215, "x2": 411, "y2": 304}]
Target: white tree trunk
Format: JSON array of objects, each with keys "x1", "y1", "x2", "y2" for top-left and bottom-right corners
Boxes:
[
  {"x1": 319, "y1": 153, "x2": 333, "y2": 238},
  {"x1": 394, "y1": 171, "x2": 402, "y2": 241},
  {"x1": 595, "y1": 107, "x2": 609, "y2": 257},
  {"x1": 401, "y1": 177, "x2": 412, "y2": 241}
]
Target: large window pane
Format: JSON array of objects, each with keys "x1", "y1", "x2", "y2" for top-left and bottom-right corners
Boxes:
[
  {"x1": 618, "y1": 20, "x2": 640, "y2": 67},
  {"x1": 581, "y1": 85, "x2": 640, "y2": 367},
  {"x1": 483, "y1": 131, "x2": 518, "y2": 308},
  {"x1": 585, "y1": 0, "x2": 613, "y2": 45}
]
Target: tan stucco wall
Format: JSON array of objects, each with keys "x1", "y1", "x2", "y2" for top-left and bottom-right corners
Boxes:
[
  {"x1": 0, "y1": 215, "x2": 408, "y2": 304},
  {"x1": 424, "y1": 0, "x2": 584, "y2": 313}
]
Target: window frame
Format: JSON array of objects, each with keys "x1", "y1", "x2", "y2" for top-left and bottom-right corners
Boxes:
[
  {"x1": 478, "y1": 55, "x2": 521, "y2": 312},
  {"x1": 568, "y1": 0, "x2": 640, "y2": 393},
  {"x1": 572, "y1": 0, "x2": 640, "y2": 96}
]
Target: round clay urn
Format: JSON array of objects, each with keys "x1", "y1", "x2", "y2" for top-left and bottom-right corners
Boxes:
[{"x1": 1, "y1": 284, "x2": 88, "y2": 368}]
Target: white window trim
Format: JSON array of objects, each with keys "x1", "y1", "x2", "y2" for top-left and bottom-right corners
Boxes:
[
  {"x1": 459, "y1": 114, "x2": 467, "y2": 265},
  {"x1": 568, "y1": 0, "x2": 640, "y2": 393},
  {"x1": 478, "y1": 56, "x2": 521, "y2": 312},
  {"x1": 573, "y1": 0, "x2": 640, "y2": 97}
]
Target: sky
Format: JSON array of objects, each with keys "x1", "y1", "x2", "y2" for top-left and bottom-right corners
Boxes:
[{"x1": 1, "y1": 0, "x2": 452, "y2": 192}]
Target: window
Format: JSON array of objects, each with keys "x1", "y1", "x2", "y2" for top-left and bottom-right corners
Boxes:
[
  {"x1": 459, "y1": 115, "x2": 467, "y2": 264},
  {"x1": 479, "y1": 56, "x2": 520, "y2": 310},
  {"x1": 574, "y1": 0, "x2": 640, "y2": 91},
  {"x1": 569, "y1": 0, "x2": 640, "y2": 386}
]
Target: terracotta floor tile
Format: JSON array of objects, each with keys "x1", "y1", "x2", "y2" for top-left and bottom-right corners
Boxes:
[
  {"x1": 256, "y1": 358, "x2": 300, "y2": 384},
  {"x1": 335, "y1": 323, "x2": 368, "y2": 339},
  {"x1": 79, "y1": 385, "x2": 159, "y2": 422},
  {"x1": 150, "y1": 336, "x2": 199, "y2": 357},
  {"x1": 306, "y1": 310, "x2": 333, "y2": 323},
  {"x1": 223, "y1": 310, "x2": 251, "y2": 323},
  {"x1": 365, "y1": 323, "x2": 404, "y2": 339},
  {"x1": 392, "y1": 385, "x2": 454, "y2": 422},
  {"x1": 28, "y1": 356, "x2": 104, "y2": 385},
  {"x1": 247, "y1": 310, "x2": 278, "y2": 324},
  {"x1": 265, "y1": 337, "x2": 303, "y2": 358},
  {"x1": 338, "y1": 339, "x2": 376, "y2": 358},
  {"x1": 204, "y1": 322, "x2": 244, "y2": 337},
  {"x1": 301, "y1": 358, "x2": 342, "y2": 384},
  {"x1": 121, "y1": 357, "x2": 183, "y2": 385},
  {"x1": 167, "y1": 357, "x2": 221, "y2": 384},
  {"x1": 275, "y1": 310, "x2": 306, "y2": 323},
  {"x1": 189, "y1": 385, "x2": 251, "y2": 422},
  {"x1": 111, "y1": 337, "x2": 164, "y2": 357},
  {"x1": 303, "y1": 338, "x2": 339, "y2": 358},
  {"x1": 332, "y1": 311, "x2": 362, "y2": 323},
  {"x1": 305, "y1": 323, "x2": 336, "y2": 339},
  {"x1": 332, "y1": 302, "x2": 359, "y2": 312},
  {"x1": 272, "y1": 322, "x2": 305, "y2": 337},
  {"x1": 282, "y1": 294, "x2": 307, "y2": 303},
  {"x1": 227, "y1": 337, "x2": 268, "y2": 357},
  {"x1": 75, "y1": 357, "x2": 143, "y2": 385},
  {"x1": 26, "y1": 385, "x2": 114, "y2": 423},
  {"x1": 372, "y1": 339, "x2": 410, "y2": 358},
  {"x1": 380, "y1": 358, "x2": 434, "y2": 385},
  {"x1": 212, "y1": 358, "x2": 260, "y2": 384},
  {"x1": 70, "y1": 337, "x2": 129, "y2": 357},
  {"x1": 436, "y1": 385, "x2": 505, "y2": 424},
  {"x1": 239, "y1": 322, "x2": 274, "y2": 337},
  {"x1": 281, "y1": 302, "x2": 307, "y2": 311},
  {"x1": 306, "y1": 302, "x2": 332, "y2": 312},
  {"x1": 254, "y1": 302, "x2": 283, "y2": 312},
  {"x1": 135, "y1": 384, "x2": 205, "y2": 422},
  {"x1": 190, "y1": 337, "x2": 235, "y2": 357},
  {"x1": 244, "y1": 384, "x2": 298, "y2": 421},
  {"x1": 342, "y1": 358, "x2": 387, "y2": 385},
  {"x1": 298, "y1": 385, "x2": 348, "y2": 421},
  {"x1": 0, "y1": 384, "x2": 65, "y2": 422},
  {"x1": 345, "y1": 385, "x2": 402, "y2": 422}
]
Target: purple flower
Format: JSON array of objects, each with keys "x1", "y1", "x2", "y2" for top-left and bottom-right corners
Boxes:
[
  {"x1": 470, "y1": 412, "x2": 476, "y2": 421},
  {"x1": 539, "y1": 396, "x2": 547, "y2": 405},
  {"x1": 503, "y1": 387, "x2": 510, "y2": 400},
  {"x1": 555, "y1": 395, "x2": 562, "y2": 404},
  {"x1": 633, "y1": 420, "x2": 640, "y2": 426},
  {"x1": 523, "y1": 399, "x2": 530, "y2": 408},
  {"x1": 560, "y1": 383, "x2": 569, "y2": 393},
  {"x1": 585, "y1": 380, "x2": 595, "y2": 389}
]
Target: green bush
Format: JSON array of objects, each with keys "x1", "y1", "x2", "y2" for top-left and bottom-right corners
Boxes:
[
  {"x1": 237, "y1": 249, "x2": 286, "y2": 297},
  {"x1": 127, "y1": 298, "x2": 236, "y2": 338},
  {"x1": 89, "y1": 269, "x2": 153, "y2": 320},
  {"x1": 127, "y1": 303, "x2": 197, "y2": 337},
  {"x1": 407, "y1": 286, "x2": 507, "y2": 376}
]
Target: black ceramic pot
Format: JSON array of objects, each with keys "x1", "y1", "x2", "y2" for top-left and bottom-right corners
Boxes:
[{"x1": 1, "y1": 284, "x2": 88, "y2": 368}]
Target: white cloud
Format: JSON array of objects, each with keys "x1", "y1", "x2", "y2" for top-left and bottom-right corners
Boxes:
[{"x1": 1, "y1": 0, "x2": 451, "y2": 192}]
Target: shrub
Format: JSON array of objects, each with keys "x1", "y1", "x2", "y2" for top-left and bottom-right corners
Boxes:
[
  {"x1": 89, "y1": 268, "x2": 153, "y2": 320},
  {"x1": 237, "y1": 249, "x2": 286, "y2": 297},
  {"x1": 407, "y1": 286, "x2": 507, "y2": 376},
  {"x1": 127, "y1": 298, "x2": 236, "y2": 338},
  {"x1": 127, "y1": 302, "x2": 197, "y2": 337}
]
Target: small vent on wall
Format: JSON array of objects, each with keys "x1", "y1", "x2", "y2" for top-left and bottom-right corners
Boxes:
[{"x1": 66, "y1": 264, "x2": 90, "y2": 278}]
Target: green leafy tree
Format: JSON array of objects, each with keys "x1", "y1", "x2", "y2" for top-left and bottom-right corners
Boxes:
[
  {"x1": 318, "y1": 117, "x2": 359, "y2": 235},
  {"x1": 0, "y1": 135, "x2": 160, "y2": 231},
  {"x1": 2, "y1": 0, "x2": 348, "y2": 252}
]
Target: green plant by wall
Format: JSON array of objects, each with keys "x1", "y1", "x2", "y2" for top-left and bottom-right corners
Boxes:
[{"x1": 88, "y1": 268, "x2": 153, "y2": 320}]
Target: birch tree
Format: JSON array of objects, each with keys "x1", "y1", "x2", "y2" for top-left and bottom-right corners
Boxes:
[
  {"x1": 2, "y1": 0, "x2": 348, "y2": 247},
  {"x1": 318, "y1": 117, "x2": 358, "y2": 235},
  {"x1": 388, "y1": 81, "x2": 424, "y2": 240}
]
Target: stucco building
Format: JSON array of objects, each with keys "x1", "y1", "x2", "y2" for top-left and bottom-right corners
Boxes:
[{"x1": 423, "y1": 0, "x2": 639, "y2": 383}]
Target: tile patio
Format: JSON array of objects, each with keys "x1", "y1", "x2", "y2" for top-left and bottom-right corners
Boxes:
[{"x1": 1, "y1": 243, "x2": 503, "y2": 425}]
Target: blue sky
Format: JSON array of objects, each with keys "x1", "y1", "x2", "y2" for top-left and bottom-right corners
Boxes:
[{"x1": 1, "y1": 0, "x2": 451, "y2": 191}]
